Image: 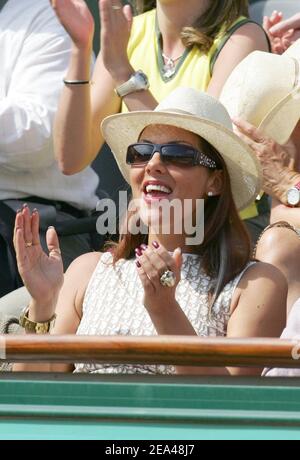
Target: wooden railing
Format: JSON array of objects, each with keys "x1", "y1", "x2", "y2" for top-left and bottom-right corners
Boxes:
[{"x1": 1, "y1": 335, "x2": 300, "y2": 367}]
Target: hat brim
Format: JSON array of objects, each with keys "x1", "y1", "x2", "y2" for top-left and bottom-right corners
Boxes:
[
  {"x1": 259, "y1": 87, "x2": 300, "y2": 145},
  {"x1": 102, "y1": 111, "x2": 262, "y2": 211}
]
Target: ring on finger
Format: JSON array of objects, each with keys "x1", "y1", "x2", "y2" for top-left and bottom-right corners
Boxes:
[
  {"x1": 159, "y1": 270, "x2": 176, "y2": 288},
  {"x1": 49, "y1": 248, "x2": 61, "y2": 256},
  {"x1": 112, "y1": 5, "x2": 122, "y2": 10},
  {"x1": 25, "y1": 241, "x2": 33, "y2": 248}
]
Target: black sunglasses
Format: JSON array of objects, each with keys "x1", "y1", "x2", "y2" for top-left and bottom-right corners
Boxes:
[{"x1": 126, "y1": 143, "x2": 217, "y2": 168}]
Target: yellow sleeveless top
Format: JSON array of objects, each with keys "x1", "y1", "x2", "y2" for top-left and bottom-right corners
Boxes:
[{"x1": 123, "y1": 9, "x2": 258, "y2": 219}]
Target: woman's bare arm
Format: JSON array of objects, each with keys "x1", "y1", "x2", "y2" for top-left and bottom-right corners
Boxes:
[
  {"x1": 227, "y1": 262, "x2": 287, "y2": 376},
  {"x1": 207, "y1": 23, "x2": 269, "y2": 98}
]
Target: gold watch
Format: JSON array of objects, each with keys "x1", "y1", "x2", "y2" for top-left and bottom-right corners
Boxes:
[{"x1": 19, "y1": 306, "x2": 56, "y2": 334}]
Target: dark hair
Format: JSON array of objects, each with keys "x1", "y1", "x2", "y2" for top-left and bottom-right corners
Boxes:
[
  {"x1": 133, "y1": 1, "x2": 249, "y2": 53},
  {"x1": 108, "y1": 135, "x2": 251, "y2": 307}
]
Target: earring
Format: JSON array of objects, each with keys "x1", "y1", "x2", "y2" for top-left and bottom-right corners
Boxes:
[{"x1": 207, "y1": 191, "x2": 214, "y2": 197}]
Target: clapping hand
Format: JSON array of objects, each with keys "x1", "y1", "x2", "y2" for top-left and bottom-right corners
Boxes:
[
  {"x1": 135, "y1": 242, "x2": 182, "y2": 313},
  {"x1": 14, "y1": 205, "x2": 64, "y2": 307},
  {"x1": 233, "y1": 118, "x2": 296, "y2": 203},
  {"x1": 100, "y1": 0, "x2": 133, "y2": 80},
  {"x1": 50, "y1": 0, "x2": 95, "y2": 50}
]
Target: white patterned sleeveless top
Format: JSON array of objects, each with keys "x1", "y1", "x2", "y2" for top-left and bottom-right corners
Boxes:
[{"x1": 74, "y1": 252, "x2": 254, "y2": 374}]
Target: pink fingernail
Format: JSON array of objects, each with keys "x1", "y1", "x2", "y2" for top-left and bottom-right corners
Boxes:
[
  {"x1": 136, "y1": 260, "x2": 141, "y2": 268},
  {"x1": 152, "y1": 241, "x2": 159, "y2": 249},
  {"x1": 135, "y1": 247, "x2": 142, "y2": 257},
  {"x1": 140, "y1": 244, "x2": 147, "y2": 251}
]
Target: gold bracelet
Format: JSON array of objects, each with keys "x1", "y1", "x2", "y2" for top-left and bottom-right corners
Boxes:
[{"x1": 19, "y1": 306, "x2": 56, "y2": 334}]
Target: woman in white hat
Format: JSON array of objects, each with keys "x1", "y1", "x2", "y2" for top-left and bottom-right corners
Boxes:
[
  {"x1": 13, "y1": 88, "x2": 286, "y2": 375},
  {"x1": 50, "y1": 0, "x2": 269, "y2": 175}
]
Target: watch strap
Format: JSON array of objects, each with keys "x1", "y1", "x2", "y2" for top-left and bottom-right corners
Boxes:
[
  {"x1": 115, "y1": 70, "x2": 149, "y2": 98},
  {"x1": 19, "y1": 306, "x2": 56, "y2": 334},
  {"x1": 115, "y1": 78, "x2": 136, "y2": 98}
]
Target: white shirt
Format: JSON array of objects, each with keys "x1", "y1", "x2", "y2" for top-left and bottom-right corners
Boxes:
[
  {"x1": 0, "y1": 0, "x2": 99, "y2": 210},
  {"x1": 74, "y1": 252, "x2": 253, "y2": 374}
]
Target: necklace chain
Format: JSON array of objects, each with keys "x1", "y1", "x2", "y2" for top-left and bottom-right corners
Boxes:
[{"x1": 161, "y1": 51, "x2": 183, "y2": 79}]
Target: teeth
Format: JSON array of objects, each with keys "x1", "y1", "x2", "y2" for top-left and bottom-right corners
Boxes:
[{"x1": 146, "y1": 184, "x2": 171, "y2": 194}]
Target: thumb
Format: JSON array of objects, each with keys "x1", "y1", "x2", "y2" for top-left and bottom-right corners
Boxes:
[
  {"x1": 46, "y1": 226, "x2": 61, "y2": 258},
  {"x1": 173, "y1": 247, "x2": 182, "y2": 271}
]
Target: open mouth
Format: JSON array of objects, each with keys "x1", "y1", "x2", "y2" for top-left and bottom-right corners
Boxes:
[{"x1": 143, "y1": 182, "x2": 173, "y2": 202}]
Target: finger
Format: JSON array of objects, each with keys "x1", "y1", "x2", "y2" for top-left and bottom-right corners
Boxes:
[
  {"x1": 13, "y1": 210, "x2": 23, "y2": 249},
  {"x1": 46, "y1": 226, "x2": 62, "y2": 259},
  {"x1": 263, "y1": 16, "x2": 272, "y2": 32},
  {"x1": 284, "y1": 29, "x2": 295, "y2": 38},
  {"x1": 234, "y1": 129, "x2": 263, "y2": 154},
  {"x1": 173, "y1": 247, "x2": 182, "y2": 271},
  {"x1": 136, "y1": 262, "x2": 155, "y2": 293},
  {"x1": 22, "y1": 204, "x2": 33, "y2": 246},
  {"x1": 150, "y1": 243, "x2": 179, "y2": 276},
  {"x1": 270, "y1": 17, "x2": 296, "y2": 35},
  {"x1": 15, "y1": 225, "x2": 27, "y2": 269},
  {"x1": 269, "y1": 10, "x2": 282, "y2": 25},
  {"x1": 139, "y1": 249, "x2": 166, "y2": 286},
  {"x1": 99, "y1": 0, "x2": 113, "y2": 27},
  {"x1": 31, "y1": 209, "x2": 41, "y2": 246},
  {"x1": 123, "y1": 4, "x2": 133, "y2": 30},
  {"x1": 232, "y1": 118, "x2": 266, "y2": 143}
]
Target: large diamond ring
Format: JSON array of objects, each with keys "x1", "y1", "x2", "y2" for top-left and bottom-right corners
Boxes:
[{"x1": 160, "y1": 270, "x2": 176, "y2": 288}]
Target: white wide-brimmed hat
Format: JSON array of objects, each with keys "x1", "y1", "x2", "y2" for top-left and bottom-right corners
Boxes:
[
  {"x1": 220, "y1": 39, "x2": 300, "y2": 145},
  {"x1": 101, "y1": 87, "x2": 261, "y2": 211}
]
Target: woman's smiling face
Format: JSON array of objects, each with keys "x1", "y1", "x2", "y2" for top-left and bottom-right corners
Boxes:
[{"x1": 129, "y1": 124, "x2": 222, "y2": 232}]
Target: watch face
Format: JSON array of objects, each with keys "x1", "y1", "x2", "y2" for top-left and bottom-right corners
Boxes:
[{"x1": 287, "y1": 187, "x2": 300, "y2": 206}]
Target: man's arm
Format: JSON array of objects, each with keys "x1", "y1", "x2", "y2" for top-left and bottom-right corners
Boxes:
[{"x1": 0, "y1": 3, "x2": 71, "y2": 171}]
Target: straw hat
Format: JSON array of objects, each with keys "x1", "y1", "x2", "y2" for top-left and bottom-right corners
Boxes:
[
  {"x1": 220, "y1": 39, "x2": 300, "y2": 145},
  {"x1": 101, "y1": 87, "x2": 261, "y2": 211}
]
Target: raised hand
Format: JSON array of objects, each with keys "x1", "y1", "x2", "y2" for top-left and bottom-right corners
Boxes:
[
  {"x1": 263, "y1": 11, "x2": 300, "y2": 54},
  {"x1": 99, "y1": 0, "x2": 133, "y2": 81},
  {"x1": 233, "y1": 118, "x2": 296, "y2": 202},
  {"x1": 135, "y1": 242, "x2": 182, "y2": 313},
  {"x1": 14, "y1": 205, "x2": 64, "y2": 308},
  {"x1": 50, "y1": 0, "x2": 95, "y2": 50}
]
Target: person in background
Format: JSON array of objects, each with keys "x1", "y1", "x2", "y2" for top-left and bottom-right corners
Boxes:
[
  {"x1": 263, "y1": 10, "x2": 300, "y2": 54},
  {"x1": 220, "y1": 39, "x2": 300, "y2": 315},
  {"x1": 263, "y1": 297, "x2": 300, "y2": 377},
  {"x1": 51, "y1": 0, "x2": 269, "y2": 175},
  {"x1": 13, "y1": 88, "x2": 286, "y2": 376},
  {"x1": 0, "y1": 0, "x2": 100, "y2": 298}
]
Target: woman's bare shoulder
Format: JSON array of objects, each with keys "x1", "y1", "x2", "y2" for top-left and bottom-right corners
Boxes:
[
  {"x1": 67, "y1": 251, "x2": 103, "y2": 275},
  {"x1": 237, "y1": 261, "x2": 287, "y2": 288}
]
